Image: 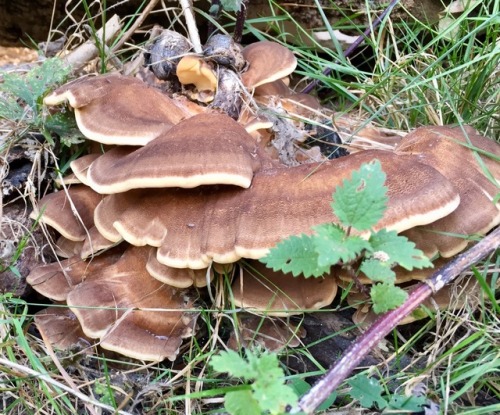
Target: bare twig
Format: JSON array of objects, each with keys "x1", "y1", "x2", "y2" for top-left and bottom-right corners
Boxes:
[
  {"x1": 111, "y1": 0, "x2": 160, "y2": 53},
  {"x1": 179, "y1": 0, "x2": 203, "y2": 53},
  {"x1": 301, "y1": 0, "x2": 400, "y2": 94},
  {"x1": 61, "y1": 14, "x2": 122, "y2": 70},
  {"x1": 292, "y1": 226, "x2": 500, "y2": 414}
]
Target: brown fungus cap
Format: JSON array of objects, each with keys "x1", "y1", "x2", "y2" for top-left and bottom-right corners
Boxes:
[
  {"x1": 86, "y1": 113, "x2": 264, "y2": 193},
  {"x1": 232, "y1": 261, "x2": 337, "y2": 316},
  {"x1": 241, "y1": 41, "x2": 297, "y2": 90},
  {"x1": 146, "y1": 248, "x2": 213, "y2": 288},
  {"x1": 93, "y1": 193, "x2": 130, "y2": 243},
  {"x1": 30, "y1": 186, "x2": 103, "y2": 241},
  {"x1": 70, "y1": 153, "x2": 102, "y2": 186},
  {"x1": 54, "y1": 173, "x2": 81, "y2": 186},
  {"x1": 44, "y1": 74, "x2": 189, "y2": 145},
  {"x1": 27, "y1": 248, "x2": 123, "y2": 301},
  {"x1": 66, "y1": 246, "x2": 198, "y2": 361},
  {"x1": 80, "y1": 226, "x2": 119, "y2": 259},
  {"x1": 97, "y1": 150, "x2": 459, "y2": 269},
  {"x1": 396, "y1": 125, "x2": 500, "y2": 257},
  {"x1": 54, "y1": 236, "x2": 84, "y2": 258},
  {"x1": 35, "y1": 307, "x2": 93, "y2": 352},
  {"x1": 254, "y1": 79, "x2": 291, "y2": 97}
]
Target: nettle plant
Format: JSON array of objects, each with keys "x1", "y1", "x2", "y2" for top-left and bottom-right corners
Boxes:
[
  {"x1": 261, "y1": 160, "x2": 433, "y2": 313},
  {"x1": 0, "y1": 58, "x2": 81, "y2": 146},
  {"x1": 210, "y1": 349, "x2": 298, "y2": 415}
]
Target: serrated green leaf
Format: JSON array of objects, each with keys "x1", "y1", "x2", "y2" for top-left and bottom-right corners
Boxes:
[
  {"x1": 1, "y1": 58, "x2": 70, "y2": 134},
  {"x1": 217, "y1": 350, "x2": 299, "y2": 414},
  {"x1": 313, "y1": 224, "x2": 371, "y2": 267},
  {"x1": 288, "y1": 378, "x2": 311, "y2": 396},
  {"x1": 331, "y1": 160, "x2": 388, "y2": 230},
  {"x1": 260, "y1": 234, "x2": 331, "y2": 277},
  {"x1": 359, "y1": 258, "x2": 396, "y2": 283},
  {"x1": 0, "y1": 98, "x2": 25, "y2": 121},
  {"x1": 249, "y1": 351, "x2": 299, "y2": 412},
  {"x1": 3, "y1": 58, "x2": 69, "y2": 113},
  {"x1": 253, "y1": 380, "x2": 298, "y2": 413},
  {"x1": 225, "y1": 390, "x2": 261, "y2": 415},
  {"x1": 210, "y1": 350, "x2": 255, "y2": 380},
  {"x1": 387, "y1": 394, "x2": 426, "y2": 411},
  {"x1": 246, "y1": 350, "x2": 283, "y2": 380},
  {"x1": 348, "y1": 374, "x2": 387, "y2": 409},
  {"x1": 371, "y1": 283, "x2": 408, "y2": 314},
  {"x1": 369, "y1": 229, "x2": 433, "y2": 270}
]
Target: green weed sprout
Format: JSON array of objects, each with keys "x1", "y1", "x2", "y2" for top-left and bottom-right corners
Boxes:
[
  {"x1": 261, "y1": 160, "x2": 433, "y2": 313},
  {"x1": 0, "y1": 58, "x2": 81, "y2": 146},
  {"x1": 348, "y1": 374, "x2": 426, "y2": 412},
  {"x1": 210, "y1": 348, "x2": 298, "y2": 415}
]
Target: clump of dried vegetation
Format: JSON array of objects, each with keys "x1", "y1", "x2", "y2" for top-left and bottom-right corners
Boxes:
[{"x1": 0, "y1": 1, "x2": 499, "y2": 414}]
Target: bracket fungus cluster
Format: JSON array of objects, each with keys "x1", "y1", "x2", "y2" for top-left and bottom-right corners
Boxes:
[{"x1": 26, "y1": 36, "x2": 500, "y2": 362}]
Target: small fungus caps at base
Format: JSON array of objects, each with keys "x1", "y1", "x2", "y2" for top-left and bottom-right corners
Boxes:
[
  {"x1": 176, "y1": 55, "x2": 218, "y2": 92},
  {"x1": 27, "y1": 249, "x2": 122, "y2": 301},
  {"x1": 232, "y1": 261, "x2": 338, "y2": 316},
  {"x1": 227, "y1": 314, "x2": 305, "y2": 351},
  {"x1": 35, "y1": 307, "x2": 92, "y2": 352},
  {"x1": 66, "y1": 246, "x2": 198, "y2": 362}
]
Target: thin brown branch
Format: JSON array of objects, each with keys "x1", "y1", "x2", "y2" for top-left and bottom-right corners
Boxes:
[
  {"x1": 111, "y1": 0, "x2": 160, "y2": 53},
  {"x1": 293, "y1": 226, "x2": 500, "y2": 414}
]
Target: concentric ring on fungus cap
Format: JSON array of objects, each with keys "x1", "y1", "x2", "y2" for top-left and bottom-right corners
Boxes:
[
  {"x1": 43, "y1": 74, "x2": 190, "y2": 145},
  {"x1": 85, "y1": 113, "x2": 264, "y2": 194},
  {"x1": 92, "y1": 150, "x2": 459, "y2": 270}
]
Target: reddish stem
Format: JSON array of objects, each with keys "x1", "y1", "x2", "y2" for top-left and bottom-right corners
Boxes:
[{"x1": 233, "y1": 0, "x2": 248, "y2": 44}]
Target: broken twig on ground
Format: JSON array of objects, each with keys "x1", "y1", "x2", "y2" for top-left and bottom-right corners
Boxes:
[
  {"x1": 111, "y1": 0, "x2": 160, "y2": 53},
  {"x1": 62, "y1": 14, "x2": 122, "y2": 70}
]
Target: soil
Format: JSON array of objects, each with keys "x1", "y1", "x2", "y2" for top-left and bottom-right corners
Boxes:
[{"x1": 0, "y1": 46, "x2": 38, "y2": 65}]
